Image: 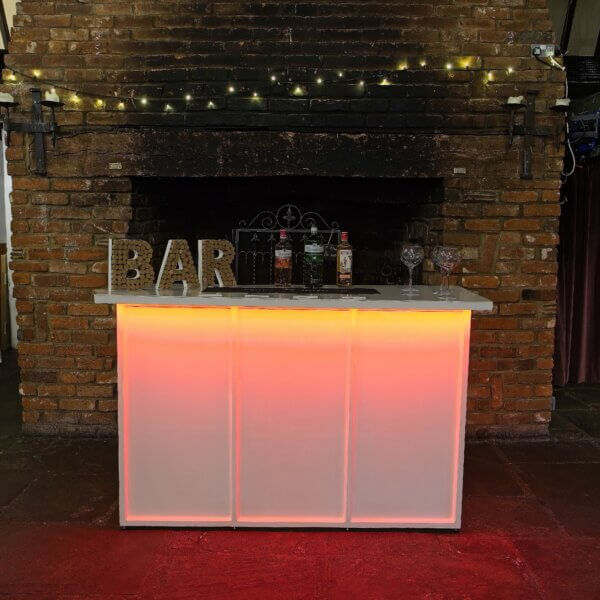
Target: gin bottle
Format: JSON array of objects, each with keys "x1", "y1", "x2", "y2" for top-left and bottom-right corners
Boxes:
[
  {"x1": 303, "y1": 225, "x2": 324, "y2": 289},
  {"x1": 336, "y1": 231, "x2": 352, "y2": 287},
  {"x1": 274, "y1": 229, "x2": 292, "y2": 287}
]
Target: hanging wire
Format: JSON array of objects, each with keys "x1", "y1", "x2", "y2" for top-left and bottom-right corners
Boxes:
[{"x1": 561, "y1": 77, "x2": 577, "y2": 195}]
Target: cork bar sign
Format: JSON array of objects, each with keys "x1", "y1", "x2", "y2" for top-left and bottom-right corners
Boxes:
[{"x1": 108, "y1": 238, "x2": 237, "y2": 292}]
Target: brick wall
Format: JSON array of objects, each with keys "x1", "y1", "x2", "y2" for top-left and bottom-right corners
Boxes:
[{"x1": 2, "y1": 0, "x2": 565, "y2": 437}]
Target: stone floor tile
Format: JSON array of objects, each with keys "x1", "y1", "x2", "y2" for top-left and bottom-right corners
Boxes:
[
  {"x1": 1, "y1": 473, "x2": 118, "y2": 523},
  {"x1": 460, "y1": 495, "x2": 559, "y2": 536},
  {"x1": 563, "y1": 384, "x2": 600, "y2": 407},
  {"x1": 315, "y1": 542, "x2": 543, "y2": 600},
  {"x1": 146, "y1": 550, "x2": 320, "y2": 600},
  {"x1": 0, "y1": 523, "x2": 167, "y2": 598},
  {"x1": 512, "y1": 536, "x2": 600, "y2": 600},
  {"x1": 557, "y1": 410, "x2": 600, "y2": 439},
  {"x1": 549, "y1": 412, "x2": 592, "y2": 441},
  {"x1": 463, "y1": 443, "x2": 525, "y2": 496},
  {"x1": 0, "y1": 434, "x2": 18, "y2": 452},
  {"x1": 193, "y1": 529, "x2": 443, "y2": 559},
  {"x1": 517, "y1": 462, "x2": 600, "y2": 536},
  {"x1": 0, "y1": 437, "x2": 55, "y2": 471},
  {"x1": 39, "y1": 439, "x2": 118, "y2": 474},
  {"x1": 495, "y1": 440, "x2": 600, "y2": 464},
  {"x1": 0, "y1": 471, "x2": 32, "y2": 508}
]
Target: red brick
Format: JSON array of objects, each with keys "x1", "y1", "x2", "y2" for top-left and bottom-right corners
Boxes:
[
  {"x1": 12, "y1": 176, "x2": 50, "y2": 191},
  {"x1": 461, "y1": 275, "x2": 499, "y2": 289},
  {"x1": 68, "y1": 303, "x2": 109, "y2": 316},
  {"x1": 70, "y1": 274, "x2": 107, "y2": 288},
  {"x1": 76, "y1": 384, "x2": 114, "y2": 397},
  {"x1": 23, "y1": 398, "x2": 57, "y2": 410},
  {"x1": 501, "y1": 191, "x2": 538, "y2": 203},
  {"x1": 98, "y1": 398, "x2": 118, "y2": 412},
  {"x1": 58, "y1": 371, "x2": 96, "y2": 384},
  {"x1": 475, "y1": 317, "x2": 520, "y2": 330},
  {"x1": 503, "y1": 219, "x2": 541, "y2": 231},
  {"x1": 59, "y1": 398, "x2": 96, "y2": 411},
  {"x1": 48, "y1": 316, "x2": 89, "y2": 330},
  {"x1": 38, "y1": 384, "x2": 76, "y2": 397}
]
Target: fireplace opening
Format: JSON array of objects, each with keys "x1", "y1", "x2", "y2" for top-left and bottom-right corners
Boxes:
[{"x1": 130, "y1": 177, "x2": 444, "y2": 286}]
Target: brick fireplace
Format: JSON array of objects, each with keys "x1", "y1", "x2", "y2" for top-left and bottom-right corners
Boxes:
[{"x1": 2, "y1": 0, "x2": 564, "y2": 438}]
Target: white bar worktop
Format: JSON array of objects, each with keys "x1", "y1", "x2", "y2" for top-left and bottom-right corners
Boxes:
[{"x1": 94, "y1": 285, "x2": 493, "y2": 311}]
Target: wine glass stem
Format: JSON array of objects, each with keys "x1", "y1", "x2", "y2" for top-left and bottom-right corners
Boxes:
[{"x1": 408, "y1": 268, "x2": 413, "y2": 289}]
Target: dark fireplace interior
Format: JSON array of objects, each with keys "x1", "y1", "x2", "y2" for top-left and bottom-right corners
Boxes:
[{"x1": 130, "y1": 176, "x2": 444, "y2": 286}]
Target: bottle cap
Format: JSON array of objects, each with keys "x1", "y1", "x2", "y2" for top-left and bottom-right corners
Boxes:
[
  {"x1": 310, "y1": 225, "x2": 317, "y2": 233},
  {"x1": 341, "y1": 231, "x2": 348, "y2": 242},
  {"x1": 280, "y1": 229, "x2": 287, "y2": 238}
]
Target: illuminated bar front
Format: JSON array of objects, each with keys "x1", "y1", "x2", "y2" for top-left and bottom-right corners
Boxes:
[{"x1": 95, "y1": 286, "x2": 492, "y2": 529}]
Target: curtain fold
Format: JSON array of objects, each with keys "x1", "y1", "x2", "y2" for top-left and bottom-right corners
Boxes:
[{"x1": 554, "y1": 162, "x2": 600, "y2": 385}]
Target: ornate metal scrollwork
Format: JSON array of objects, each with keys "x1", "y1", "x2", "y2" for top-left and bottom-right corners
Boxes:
[{"x1": 233, "y1": 204, "x2": 341, "y2": 284}]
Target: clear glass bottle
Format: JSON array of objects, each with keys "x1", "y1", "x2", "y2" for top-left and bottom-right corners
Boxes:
[
  {"x1": 303, "y1": 225, "x2": 324, "y2": 289},
  {"x1": 274, "y1": 229, "x2": 292, "y2": 287},
  {"x1": 336, "y1": 231, "x2": 353, "y2": 287}
]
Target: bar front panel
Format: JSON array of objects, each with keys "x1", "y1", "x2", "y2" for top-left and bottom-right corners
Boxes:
[{"x1": 117, "y1": 304, "x2": 470, "y2": 528}]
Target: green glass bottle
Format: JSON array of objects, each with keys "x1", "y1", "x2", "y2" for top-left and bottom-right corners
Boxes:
[{"x1": 303, "y1": 225, "x2": 324, "y2": 289}]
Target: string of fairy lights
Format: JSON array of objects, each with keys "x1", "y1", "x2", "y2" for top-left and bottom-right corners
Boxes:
[{"x1": 0, "y1": 57, "x2": 548, "y2": 113}]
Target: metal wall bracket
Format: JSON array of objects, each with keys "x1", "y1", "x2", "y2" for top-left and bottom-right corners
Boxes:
[
  {"x1": 506, "y1": 90, "x2": 552, "y2": 179},
  {"x1": 0, "y1": 88, "x2": 61, "y2": 175}
]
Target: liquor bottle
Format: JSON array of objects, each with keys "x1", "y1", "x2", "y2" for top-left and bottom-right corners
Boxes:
[
  {"x1": 303, "y1": 225, "x2": 324, "y2": 289},
  {"x1": 274, "y1": 229, "x2": 292, "y2": 287},
  {"x1": 336, "y1": 231, "x2": 353, "y2": 287}
]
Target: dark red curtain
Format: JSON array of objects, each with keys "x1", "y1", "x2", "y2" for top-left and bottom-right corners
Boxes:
[{"x1": 554, "y1": 162, "x2": 600, "y2": 385}]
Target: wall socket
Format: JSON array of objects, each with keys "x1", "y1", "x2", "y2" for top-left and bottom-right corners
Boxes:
[{"x1": 531, "y1": 44, "x2": 556, "y2": 58}]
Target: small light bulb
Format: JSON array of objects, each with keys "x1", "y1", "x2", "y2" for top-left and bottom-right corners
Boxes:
[
  {"x1": 7, "y1": 72, "x2": 16, "y2": 81},
  {"x1": 358, "y1": 80, "x2": 365, "y2": 86},
  {"x1": 32, "y1": 69, "x2": 41, "y2": 78},
  {"x1": 252, "y1": 91, "x2": 259, "y2": 99},
  {"x1": 185, "y1": 94, "x2": 192, "y2": 101},
  {"x1": 207, "y1": 101, "x2": 215, "y2": 109},
  {"x1": 95, "y1": 98, "x2": 104, "y2": 108},
  {"x1": 316, "y1": 77, "x2": 323, "y2": 84},
  {"x1": 507, "y1": 66, "x2": 514, "y2": 74},
  {"x1": 140, "y1": 97, "x2": 147, "y2": 105},
  {"x1": 380, "y1": 78, "x2": 390, "y2": 86},
  {"x1": 70, "y1": 93, "x2": 80, "y2": 103},
  {"x1": 337, "y1": 71, "x2": 344, "y2": 78},
  {"x1": 446, "y1": 62, "x2": 453, "y2": 70},
  {"x1": 419, "y1": 60, "x2": 427, "y2": 67},
  {"x1": 117, "y1": 101, "x2": 125, "y2": 110},
  {"x1": 293, "y1": 85, "x2": 304, "y2": 96},
  {"x1": 164, "y1": 104, "x2": 173, "y2": 111},
  {"x1": 397, "y1": 63, "x2": 407, "y2": 71},
  {"x1": 51, "y1": 88, "x2": 56, "y2": 93},
  {"x1": 270, "y1": 74, "x2": 277, "y2": 82},
  {"x1": 228, "y1": 85, "x2": 235, "y2": 93},
  {"x1": 487, "y1": 71, "x2": 494, "y2": 82}
]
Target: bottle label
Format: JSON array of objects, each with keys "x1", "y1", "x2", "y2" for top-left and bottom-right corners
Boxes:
[
  {"x1": 305, "y1": 243, "x2": 323, "y2": 254},
  {"x1": 338, "y1": 249, "x2": 352, "y2": 273},
  {"x1": 275, "y1": 249, "x2": 292, "y2": 270}
]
